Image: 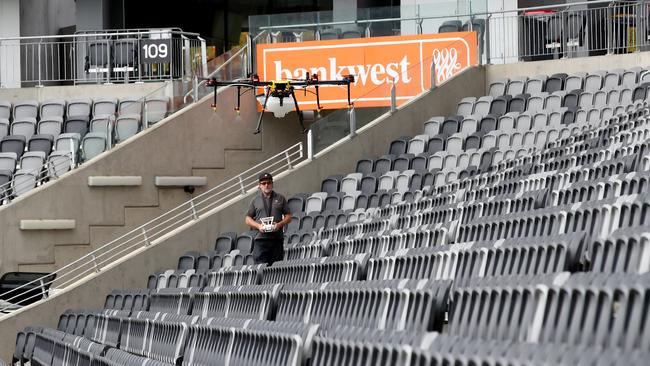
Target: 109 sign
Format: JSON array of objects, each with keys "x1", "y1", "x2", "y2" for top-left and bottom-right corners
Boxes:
[{"x1": 140, "y1": 39, "x2": 171, "y2": 64}]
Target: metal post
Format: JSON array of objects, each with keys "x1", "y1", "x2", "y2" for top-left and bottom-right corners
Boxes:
[
  {"x1": 561, "y1": 11, "x2": 568, "y2": 58},
  {"x1": 37, "y1": 39, "x2": 43, "y2": 87},
  {"x1": 285, "y1": 151, "x2": 293, "y2": 170},
  {"x1": 238, "y1": 176, "x2": 247, "y2": 195},
  {"x1": 636, "y1": 2, "x2": 642, "y2": 52},
  {"x1": 137, "y1": 33, "x2": 143, "y2": 82},
  {"x1": 430, "y1": 61, "x2": 437, "y2": 90},
  {"x1": 307, "y1": 129, "x2": 314, "y2": 160},
  {"x1": 107, "y1": 118, "x2": 113, "y2": 149},
  {"x1": 106, "y1": 41, "x2": 113, "y2": 84},
  {"x1": 70, "y1": 140, "x2": 76, "y2": 168},
  {"x1": 606, "y1": 6, "x2": 613, "y2": 54},
  {"x1": 349, "y1": 107, "x2": 357, "y2": 138},
  {"x1": 390, "y1": 80, "x2": 397, "y2": 112},
  {"x1": 91, "y1": 254, "x2": 101, "y2": 273},
  {"x1": 142, "y1": 227, "x2": 150, "y2": 246},
  {"x1": 486, "y1": 14, "x2": 492, "y2": 64},
  {"x1": 241, "y1": 52, "x2": 247, "y2": 78},
  {"x1": 169, "y1": 32, "x2": 174, "y2": 81},
  {"x1": 143, "y1": 97, "x2": 149, "y2": 129},
  {"x1": 182, "y1": 35, "x2": 190, "y2": 79},
  {"x1": 193, "y1": 75, "x2": 199, "y2": 103},
  {"x1": 246, "y1": 34, "x2": 253, "y2": 77},
  {"x1": 189, "y1": 199, "x2": 198, "y2": 220}
]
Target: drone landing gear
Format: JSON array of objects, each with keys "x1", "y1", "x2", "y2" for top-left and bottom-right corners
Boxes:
[
  {"x1": 253, "y1": 88, "x2": 308, "y2": 135},
  {"x1": 253, "y1": 88, "x2": 272, "y2": 135},
  {"x1": 291, "y1": 88, "x2": 308, "y2": 134}
]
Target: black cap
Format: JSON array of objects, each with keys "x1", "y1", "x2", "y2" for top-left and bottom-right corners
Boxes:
[{"x1": 258, "y1": 172, "x2": 273, "y2": 182}]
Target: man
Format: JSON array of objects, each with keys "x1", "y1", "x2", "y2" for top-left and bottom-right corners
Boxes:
[{"x1": 245, "y1": 172, "x2": 292, "y2": 265}]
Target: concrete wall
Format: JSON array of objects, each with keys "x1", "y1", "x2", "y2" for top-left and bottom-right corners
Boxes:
[
  {"x1": 0, "y1": 66, "x2": 485, "y2": 361},
  {"x1": 0, "y1": 0, "x2": 21, "y2": 88},
  {"x1": 0, "y1": 81, "x2": 169, "y2": 103},
  {"x1": 19, "y1": 0, "x2": 76, "y2": 37},
  {"x1": 0, "y1": 81, "x2": 305, "y2": 275}
]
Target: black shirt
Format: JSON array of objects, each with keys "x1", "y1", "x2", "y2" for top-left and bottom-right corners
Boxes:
[{"x1": 246, "y1": 191, "x2": 290, "y2": 239}]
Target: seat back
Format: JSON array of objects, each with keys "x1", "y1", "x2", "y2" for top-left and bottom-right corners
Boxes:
[
  {"x1": 1, "y1": 135, "x2": 26, "y2": 159},
  {"x1": 145, "y1": 98, "x2": 169, "y2": 124},
  {"x1": 37, "y1": 118, "x2": 63, "y2": 139},
  {"x1": 82, "y1": 133, "x2": 107, "y2": 161},
  {"x1": 115, "y1": 114, "x2": 140, "y2": 142}
]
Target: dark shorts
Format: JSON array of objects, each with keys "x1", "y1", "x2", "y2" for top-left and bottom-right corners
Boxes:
[{"x1": 252, "y1": 237, "x2": 284, "y2": 266}]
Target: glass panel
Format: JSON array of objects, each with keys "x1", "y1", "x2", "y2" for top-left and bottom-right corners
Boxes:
[{"x1": 249, "y1": 3, "x2": 483, "y2": 41}]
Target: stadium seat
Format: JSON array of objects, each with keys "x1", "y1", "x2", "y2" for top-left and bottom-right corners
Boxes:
[
  {"x1": 81, "y1": 132, "x2": 107, "y2": 161},
  {"x1": 144, "y1": 97, "x2": 169, "y2": 124},
  {"x1": 37, "y1": 117, "x2": 63, "y2": 139},
  {"x1": 12, "y1": 100, "x2": 38, "y2": 120},
  {"x1": 1, "y1": 135, "x2": 26, "y2": 160},
  {"x1": 114, "y1": 114, "x2": 140, "y2": 142},
  {"x1": 39, "y1": 100, "x2": 65, "y2": 119}
]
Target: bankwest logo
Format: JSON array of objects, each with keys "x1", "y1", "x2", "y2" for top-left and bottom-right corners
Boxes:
[
  {"x1": 257, "y1": 32, "x2": 477, "y2": 109},
  {"x1": 274, "y1": 56, "x2": 413, "y2": 86}
]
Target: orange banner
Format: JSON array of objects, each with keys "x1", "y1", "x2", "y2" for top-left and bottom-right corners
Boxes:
[{"x1": 256, "y1": 32, "x2": 477, "y2": 109}]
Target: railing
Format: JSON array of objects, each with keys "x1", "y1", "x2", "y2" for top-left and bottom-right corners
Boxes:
[
  {"x1": 249, "y1": 0, "x2": 650, "y2": 66},
  {"x1": 0, "y1": 142, "x2": 304, "y2": 314},
  {"x1": 0, "y1": 28, "x2": 207, "y2": 88},
  {"x1": 487, "y1": 1, "x2": 650, "y2": 64},
  {"x1": 183, "y1": 31, "x2": 268, "y2": 104}
]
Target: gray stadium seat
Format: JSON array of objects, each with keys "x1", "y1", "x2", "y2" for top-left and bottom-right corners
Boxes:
[
  {"x1": 114, "y1": 114, "x2": 140, "y2": 142},
  {"x1": 39, "y1": 100, "x2": 65, "y2": 119},
  {"x1": 145, "y1": 97, "x2": 169, "y2": 125},
  {"x1": 118, "y1": 97, "x2": 143, "y2": 116},
  {"x1": 47, "y1": 150, "x2": 72, "y2": 178},
  {"x1": 0, "y1": 101, "x2": 11, "y2": 120},
  {"x1": 12, "y1": 100, "x2": 38, "y2": 120},
  {"x1": 66, "y1": 99, "x2": 92, "y2": 118},
  {"x1": 1, "y1": 135, "x2": 26, "y2": 160},
  {"x1": 12, "y1": 169, "x2": 37, "y2": 197},
  {"x1": 81, "y1": 132, "x2": 107, "y2": 161},
  {"x1": 11, "y1": 117, "x2": 37, "y2": 140},
  {"x1": 92, "y1": 97, "x2": 117, "y2": 118},
  {"x1": 37, "y1": 117, "x2": 63, "y2": 139}
]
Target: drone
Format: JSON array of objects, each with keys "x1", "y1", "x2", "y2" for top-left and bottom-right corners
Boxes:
[{"x1": 205, "y1": 73, "x2": 355, "y2": 134}]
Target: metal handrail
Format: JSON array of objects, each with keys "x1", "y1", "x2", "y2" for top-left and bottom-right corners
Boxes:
[
  {"x1": 0, "y1": 29, "x2": 200, "y2": 42},
  {"x1": 0, "y1": 142, "x2": 304, "y2": 315},
  {"x1": 74, "y1": 27, "x2": 185, "y2": 35},
  {"x1": 182, "y1": 31, "x2": 268, "y2": 104},
  {"x1": 256, "y1": 0, "x2": 640, "y2": 31}
]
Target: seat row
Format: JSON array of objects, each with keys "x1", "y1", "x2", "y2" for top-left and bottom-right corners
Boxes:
[
  {"x1": 457, "y1": 86, "x2": 640, "y2": 118},
  {"x1": 487, "y1": 68, "x2": 649, "y2": 96},
  {"x1": 0, "y1": 97, "x2": 168, "y2": 123},
  {"x1": 17, "y1": 321, "x2": 650, "y2": 366}
]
